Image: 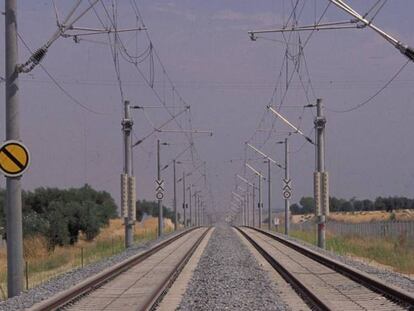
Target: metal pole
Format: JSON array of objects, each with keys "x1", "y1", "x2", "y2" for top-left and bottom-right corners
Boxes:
[
  {"x1": 199, "y1": 201, "x2": 202, "y2": 226},
  {"x1": 173, "y1": 160, "x2": 177, "y2": 230},
  {"x1": 246, "y1": 187, "x2": 250, "y2": 226},
  {"x1": 199, "y1": 195, "x2": 202, "y2": 226},
  {"x1": 196, "y1": 194, "x2": 199, "y2": 226},
  {"x1": 252, "y1": 183, "x2": 256, "y2": 227},
  {"x1": 157, "y1": 140, "x2": 163, "y2": 237},
  {"x1": 5, "y1": 0, "x2": 24, "y2": 297},
  {"x1": 315, "y1": 98, "x2": 327, "y2": 248},
  {"x1": 241, "y1": 195, "x2": 245, "y2": 225},
  {"x1": 182, "y1": 171, "x2": 186, "y2": 227},
  {"x1": 244, "y1": 188, "x2": 247, "y2": 226},
  {"x1": 258, "y1": 175, "x2": 262, "y2": 229},
  {"x1": 284, "y1": 138, "x2": 290, "y2": 235},
  {"x1": 123, "y1": 100, "x2": 134, "y2": 248},
  {"x1": 194, "y1": 193, "x2": 197, "y2": 226},
  {"x1": 243, "y1": 193, "x2": 247, "y2": 226},
  {"x1": 189, "y1": 185, "x2": 192, "y2": 227},
  {"x1": 268, "y1": 159, "x2": 271, "y2": 230}
]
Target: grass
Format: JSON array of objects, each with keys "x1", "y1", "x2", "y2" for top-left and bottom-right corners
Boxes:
[
  {"x1": 285, "y1": 228, "x2": 414, "y2": 275},
  {"x1": 0, "y1": 217, "x2": 174, "y2": 300},
  {"x1": 290, "y1": 209, "x2": 414, "y2": 225}
]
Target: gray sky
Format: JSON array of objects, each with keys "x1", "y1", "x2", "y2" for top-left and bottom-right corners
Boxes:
[{"x1": 1, "y1": 1, "x2": 413, "y2": 217}]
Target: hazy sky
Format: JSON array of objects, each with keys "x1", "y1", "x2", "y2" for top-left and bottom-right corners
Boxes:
[{"x1": 1, "y1": 1, "x2": 413, "y2": 217}]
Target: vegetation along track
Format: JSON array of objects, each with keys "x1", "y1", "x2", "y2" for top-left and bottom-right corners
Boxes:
[
  {"x1": 236, "y1": 226, "x2": 414, "y2": 311},
  {"x1": 28, "y1": 227, "x2": 211, "y2": 311}
]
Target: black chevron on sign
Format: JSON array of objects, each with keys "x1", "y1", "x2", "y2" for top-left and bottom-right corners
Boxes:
[{"x1": 156, "y1": 179, "x2": 164, "y2": 192}]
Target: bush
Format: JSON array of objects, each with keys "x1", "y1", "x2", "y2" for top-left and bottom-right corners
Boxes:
[
  {"x1": 291, "y1": 196, "x2": 414, "y2": 215},
  {"x1": 136, "y1": 200, "x2": 175, "y2": 221},
  {"x1": 0, "y1": 185, "x2": 118, "y2": 250}
]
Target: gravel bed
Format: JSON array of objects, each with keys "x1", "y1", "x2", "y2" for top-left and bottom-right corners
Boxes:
[
  {"x1": 0, "y1": 229, "x2": 186, "y2": 311},
  {"x1": 269, "y1": 229, "x2": 414, "y2": 294},
  {"x1": 178, "y1": 224, "x2": 289, "y2": 311}
]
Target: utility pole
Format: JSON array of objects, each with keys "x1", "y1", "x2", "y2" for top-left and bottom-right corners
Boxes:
[
  {"x1": 194, "y1": 192, "x2": 197, "y2": 226},
  {"x1": 246, "y1": 163, "x2": 264, "y2": 229},
  {"x1": 252, "y1": 183, "x2": 256, "y2": 227},
  {"x1": 241, "y1": 196, "x2": 245, "y2": 225},
  {"x1": 182, "y1": 171, "x2": 186, "y2": 227},
  {"x1": 243, "y1": 192, "x2": 247, "y2": 226},
  {"x1": 5, "y1": 0, "x2": 23, "y2": 297},
  {"x1": 267, "y1": 159, "x2": 271, "y2": 230},
  {"x1": 258, "y1": 176, "x2": 262, "y2": 229},
  {"x1": 199, "y1": 204, "x2": 202, "y2": 226},
  {"x1": 157, "y1": 139, "x2": 163, "y2": 237},
  {"x1": 173, "y1": 159, "x2": 177, "y2": 230},
  {"x1": 246, "y1": 188, "x2": 250, "y2": 226},
  {"x1": 188, "y1": 185, "x2": 192, "y2": 227},
  {"x1": 196, "y1": 194, "x2": 199, "y2": 226},
  {"x1": 244, "y1": 188, "x2": 247, "y2": 226},
  {"x1": 314, "y1": 98, "x2": 329, "y2": 249},
  {"x1": 199, "y1": 200, "x2": 201, "y2": 226},
  {"x1": 199, "y1": 197, "x2": 202, "y2": 226},
  {"x1": 122, "y1": 100, "x2": 134, "y2": 248},
  {"x1": 202, "y1": 205, "x2": 205, "y2": 226},
  {"x1": 284, "y1": 138, "x2": 290, "y2": 235}
]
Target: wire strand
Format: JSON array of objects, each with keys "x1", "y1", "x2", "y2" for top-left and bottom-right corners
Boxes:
[
  {"x1": 327, "y1": 60, "x2": 410, "y2": 113},
  {"x1": 17, "y1": 32, "x2": 111, "y2": 115}
]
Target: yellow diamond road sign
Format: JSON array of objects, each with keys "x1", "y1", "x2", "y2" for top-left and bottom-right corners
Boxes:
[{"x1": 0, "y1": 140, "x2": 30, "y2": 177}]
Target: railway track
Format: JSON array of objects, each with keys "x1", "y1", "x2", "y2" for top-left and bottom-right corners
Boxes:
[
  {"x1": 28, "y1": 227, "x2": 211, "y2": 311},
  {"x1": 236, "y1": 226, "x2": 414, "y2": 311}
]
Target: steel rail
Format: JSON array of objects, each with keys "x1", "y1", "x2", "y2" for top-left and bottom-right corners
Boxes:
[
  {"x1": 28, "y1": 227, "x2": 202, "y2": 311},
  {"x1": 235, "y1": 227, "x2": 329, "y2": 311},
  {"x1": 143, "y1": 227, "x2": 211, "y2": 310},
  {"x1": 239, "y1": 226, "x2": 414, "y2": 309}
]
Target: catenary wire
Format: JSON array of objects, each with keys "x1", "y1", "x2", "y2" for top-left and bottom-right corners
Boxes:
[{"x1": 17, "y1": 32, "x2": 111, "y2": 115}]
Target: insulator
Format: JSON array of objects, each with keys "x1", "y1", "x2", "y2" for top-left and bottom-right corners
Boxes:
[{"x1": 30, "y1": 47, "x2": 47, "y2": 64}]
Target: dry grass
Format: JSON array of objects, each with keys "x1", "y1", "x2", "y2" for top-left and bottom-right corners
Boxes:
[
  {"x1": 0, "y1": 217, "x2": 174, "y2": 299},
  {"x1": 328, "y1": 210, "x2": 414, "y2": 223},
  {"x1": 286, "y1": 229, "x2": 414, "y2": 275},
  {"x1": 291, "y1": 214, "x2": 314, "y2": 224},
  {"x1": 291, "y1": 210, "x2": 414, "y2": 224}
]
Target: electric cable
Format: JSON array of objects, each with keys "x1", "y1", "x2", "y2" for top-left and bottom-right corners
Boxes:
[
  {"x1": 327, "y1": 59, "x2": 411, "y2": 113},
  {"x1": 17, "y1": 32, "x2": 111, "y2": 115}
]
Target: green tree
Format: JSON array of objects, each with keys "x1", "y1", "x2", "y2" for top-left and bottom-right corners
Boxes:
[
  {"x1": 79, "y1": 201, "x2": 101, "y2": 240},
  {"x1": 136, "y1": 200, "x2": 174, "y2": 221},
  {"x1": 374, "y1": 197, "x2": 386, "y2": 211},
  {"x1": 46, "y1": 202, "x2": 70, "y2": 249},
  {"x1": 0, "y1": 185, "x2": 118, "y2": 249},
  {"x1": 299, "y1": 197, "x2": 315, "y2": 214},
  {"x1": 290, "y1": 203, "x2": 301, "y2": 215}
]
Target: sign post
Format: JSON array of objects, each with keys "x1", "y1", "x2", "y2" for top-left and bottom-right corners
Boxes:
[
  {"x1": 282, "y1": 138, "x2": 291, "y2": 235},
  {"x1": 156, "y1": 140, "x2": 164, "y2": 237},
  {"x1": 0, "y1": 139, "x2": 30, "y2": 297}
]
